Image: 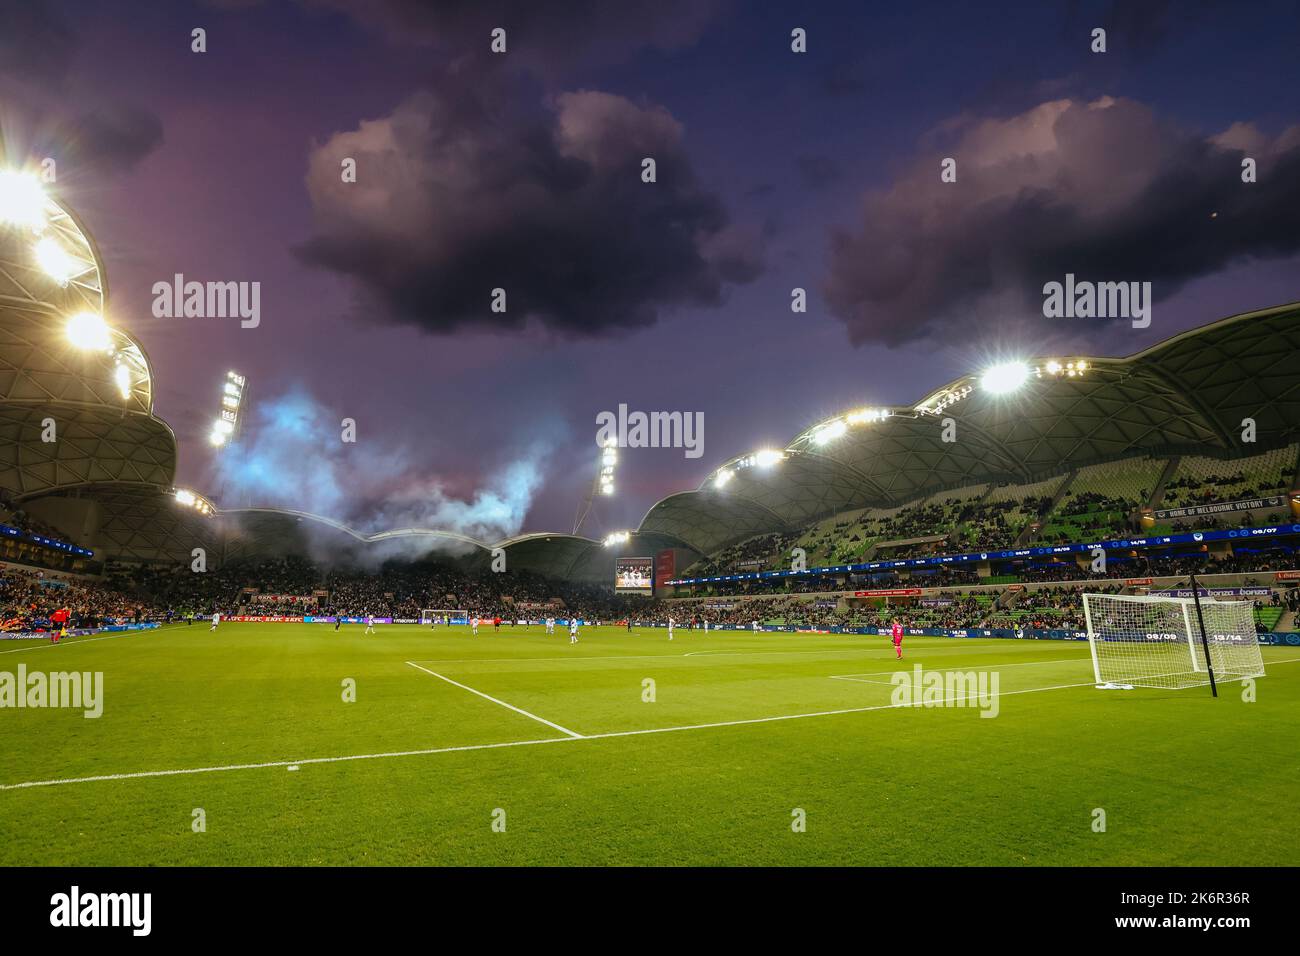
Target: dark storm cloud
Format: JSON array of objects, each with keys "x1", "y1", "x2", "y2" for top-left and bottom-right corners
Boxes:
[
  {"x1": 297, "y1": 77, "x2": 763, "y2": 338},
  {"x1": 1064, "y1": 0, "x2": 1231, "y2": 53},
  {"x1": 303, "y1": 0, "x2": 725, "y2": 73},
  {"x1": 54, "y1": 106, "x2": 164, "y2": 175},
  {"x1": 0, "y1": 1, "x2": 77, "y2": 87},
  {"x1": 824, "y1": 96, "x2": 1300, "y2": 348}
]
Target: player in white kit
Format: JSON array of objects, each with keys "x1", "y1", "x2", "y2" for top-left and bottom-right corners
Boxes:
[
  {"x1": 471, "y1": 616, "x2": 479, "y2": 636},
  {"x1": 569, "y1": 619, "x2": 579, "y2": 644},
  {"x1": 364, "y1": 614, "x2": 375, "y2": 635},
  {"x1": 752, "y1": 620, "x2": 760, "y2": 633},
  {"x1": 210, "y1": 611, "x2": 221, "y2": 631},
  {"x1": 545, "y1": 617, "x2": 555, "y2": 635},
  {"x1": 667, "y1": 616, "x2": 674, "y2": 641}
]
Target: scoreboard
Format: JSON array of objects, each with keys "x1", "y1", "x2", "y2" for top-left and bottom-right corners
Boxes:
[{"x1": 614, "y1": 556, "x2": 654, "y2": 592}]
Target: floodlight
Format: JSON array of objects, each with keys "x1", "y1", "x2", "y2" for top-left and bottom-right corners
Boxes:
[
  {"x1": 33, "y1": 236, "x2": 77, "y2": 284},
  {"x1": 175, "y1": 489, "x2": 196, "y2": 506},
  {"x1": 714, "y1": 469, "x2": 733, "y2": 488},
  {"x1": 213, "y1": 417, "x2": 234, "y2": 435},
  {"x1": 114, "y1": 363, "x2": 131, "y2": 399},
  {"x1": 1045, "y1": 360, "x2": 1062, "y2": 374},
  {"x1": 209, "y1": 431, "x2": 228, "y2": 447},
  {"x1": 66, "y1": 312, "x2": 112, "y2": 351},
  {"x1": 980, "y1": 361, "x2": 1030, "y2": 395},
  {"x1": 812, "y1": 419, "x2": 847, "y2": 445},
  {"x1": 0, "y1": 170, "x2": 46, "y2": 230},
  {"x1": 753, "y1": 448, "x2": 784, "y2": 467}
]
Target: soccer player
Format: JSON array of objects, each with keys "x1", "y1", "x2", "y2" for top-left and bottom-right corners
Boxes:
[
  {"x1": 667, "y1": 616, "x2": 674, "y2": 641},
  {"x1": 626, "y1": 617, "x2": 633, "y2": 633},
  {"x1": 569, "y1": 618, "x2": 579, "y2": 644},
  {"x1": 335, "y1": 615, "x2": 342, "y2": 632},
  {"x1": 493, "y1": 616, "x2": 501, "y2": 633},
  {"x1": 752, "y1": 619, "x2": 760, "y2": 633},
  {"x1": 210, "y1": 611, "x2": 221, "y2": 631},
  {"x1": 471, "y1": 616, "x2": 479, "y2": 636},
  {"x1": 364, "y1": 614, "x2": 375, "y2": 635},
  {"x1": 545, "y1": 616, "x2": 555, "y2": 635},
  {"x1": 891, "y1": 618, "x2": 904, "y2": 659}
]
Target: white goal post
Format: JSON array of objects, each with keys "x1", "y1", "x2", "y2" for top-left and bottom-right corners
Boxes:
[
  {"x1": 420, "y1": 609, "x2": 468, "y2": 625},
  {"x1": 1082, "y1": 591, "x2": 1265, "y2": 691}
]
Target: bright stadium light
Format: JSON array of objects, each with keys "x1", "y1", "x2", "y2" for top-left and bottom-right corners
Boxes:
[
  {"x1": 753, "y1": 448, "x2": 784, "y2": 467},
  {"x1": 174, "y1": 488, "x2": 215, "y2": 515},
  {"x1": 603, "y1": 530, "x2": 631, "y2": 547},
  {"x1": 114, "y1": 362, "x2": 131, "y2": 399},
  {"x1": 33, "y1": 236, "x2": 77, "y2": 284},
  {"x1": 0, "y1": 170, "x2": 47, "y2": 231},
  {"x1": 980, "y1": 361, "x2": 1030, "y2": 395},
  {"x1": 812, "y1": 419, "x2": 847, "y2": 445},
  {"x1": 210, "y1": 371, "x2": 246, "y2": 450},
  {"x1": 65, "y1": 312, "x2": 113, "y2": 351},
  {"x1": 846, "y1": 408, "x2": 886, "y2": 425}
]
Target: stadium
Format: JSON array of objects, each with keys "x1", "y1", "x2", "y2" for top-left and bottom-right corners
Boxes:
[{"x1": 2, "y1": 170, "x2": 1298, "y2": 875}]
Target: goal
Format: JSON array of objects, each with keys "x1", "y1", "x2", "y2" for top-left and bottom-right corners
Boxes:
[
  {"x1": 1082, "y1": 591, "x2": 1265, "y2": 691},
  {"x1": 420, "y1": 609, "x2": 468, "y2": 625}
]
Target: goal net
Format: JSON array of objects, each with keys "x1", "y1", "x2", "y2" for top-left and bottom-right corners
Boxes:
[
  {"x1": 1082, "y1": 592, "x2": 1265, "y2": 690},
  {"x1": 420, "y1": 609, "x2": 468, "y2": 625}
]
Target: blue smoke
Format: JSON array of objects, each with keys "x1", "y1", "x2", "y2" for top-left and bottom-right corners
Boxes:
[{"x1": 213, "y1": 388, "x2": 559, "y2": 547}]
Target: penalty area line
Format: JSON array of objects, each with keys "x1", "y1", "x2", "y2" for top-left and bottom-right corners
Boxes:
[{"x1": 405, "y1": 660, "x2": 584, "y2": 739}]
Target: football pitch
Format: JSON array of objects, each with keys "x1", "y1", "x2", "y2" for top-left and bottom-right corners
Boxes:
[{"x1": 1, "y1": 622, "x2": 1297, "y2": 866}]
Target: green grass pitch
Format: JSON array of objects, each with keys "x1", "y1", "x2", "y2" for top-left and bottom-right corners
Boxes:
[{"x1": 1, "y1": 622, "x2": 1297, "y2": 866}]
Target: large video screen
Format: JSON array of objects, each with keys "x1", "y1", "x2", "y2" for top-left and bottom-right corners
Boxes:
[{"x1": 614, "y1": 556, "x2": 654, "y2": 591}]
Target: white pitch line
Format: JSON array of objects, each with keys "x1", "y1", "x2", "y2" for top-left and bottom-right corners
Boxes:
[
  {"x1": 405, "y1": 661, "x2": 584, "y2": 739},
  {"x1": 829, "y1": 655, "x2": 1093, "y2": 681},
  {"x1": 0, "y1": 675, "x2": 1101, "y2": 792},
  {"x1": 0, "y1": 735, "x2": 570, "y2": 790},
  {"x1": 0, "y1": 625, "x2": 183, "y2": 656}
]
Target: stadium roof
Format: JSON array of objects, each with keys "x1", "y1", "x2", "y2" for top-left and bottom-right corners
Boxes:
[
  {"x1": 6, "y1": 177, "x2": 1298, "y2": 576},
  {"x1": 1, "y1": 175, "x2": 174, "y2": 502},
  {"x1": 637, "y1": 303, "x2": 1300, "y2": 555}
]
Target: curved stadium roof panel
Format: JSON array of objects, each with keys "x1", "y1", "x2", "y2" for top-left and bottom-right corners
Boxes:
[
  {"x1": 638, "y1": 302, "x2": 1300, "y2": 555},
  {"x1": 1, "y1": 175, "x2": 173, "y2": 502}
]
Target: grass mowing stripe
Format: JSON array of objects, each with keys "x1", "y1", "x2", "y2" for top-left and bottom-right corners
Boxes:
[{"x1": 0, "y1": 672, "x2": 1099, "y2": 791}]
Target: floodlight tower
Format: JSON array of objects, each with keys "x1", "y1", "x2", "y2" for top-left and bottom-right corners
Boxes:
[
  {"x1": 210, "y1": 370, "x2": 248, "y2": 506},
  {"x1": 573, "y1": 438, "x2": 618, "y2": 536},
  {"x1": 210, "y1": 371, "x2": 248, "y2": 448}
]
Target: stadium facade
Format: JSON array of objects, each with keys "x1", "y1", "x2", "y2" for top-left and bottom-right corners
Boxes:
[{"x1": 2, "y1": 178, "x2": 1298, "y2": 584}]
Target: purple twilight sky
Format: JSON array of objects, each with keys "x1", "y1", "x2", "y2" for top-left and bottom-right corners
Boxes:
[{"x1": 2, "y1": 0, "x2": 1298, "y2": 542}]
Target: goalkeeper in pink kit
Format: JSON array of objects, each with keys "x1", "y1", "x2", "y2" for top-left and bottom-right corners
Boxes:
[{"x1": 891, "y1": 619, "x2": 904, "y2": 659}]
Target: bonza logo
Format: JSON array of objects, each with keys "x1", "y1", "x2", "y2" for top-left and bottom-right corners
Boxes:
[{"x1": 50, "y1": 886, "x2": 151, "y2": 936}]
